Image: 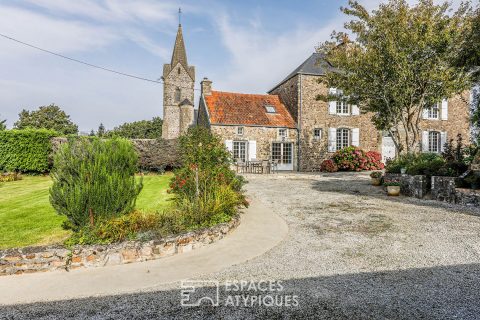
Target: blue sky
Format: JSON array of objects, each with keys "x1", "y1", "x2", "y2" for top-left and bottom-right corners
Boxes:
[{"x1": 0, "y1": 0, "x2": 465, "y2": 132}]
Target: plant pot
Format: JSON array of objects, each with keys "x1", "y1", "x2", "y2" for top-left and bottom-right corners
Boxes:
[
  {"x1": 371, "y1": 178, "x2": 382, "y2": 186},
  {"x1": 387, "y1": 186, "x2": 400, "y2": 196}
]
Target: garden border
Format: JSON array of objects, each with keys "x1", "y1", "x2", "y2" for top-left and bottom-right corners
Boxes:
[{"x1": 0, "y1": 214, "x2": 240, "y2": 276}]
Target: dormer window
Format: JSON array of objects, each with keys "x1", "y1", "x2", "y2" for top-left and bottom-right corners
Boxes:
[{"x1": 265, "y1": 105, "x2": 276, "y2": 113}]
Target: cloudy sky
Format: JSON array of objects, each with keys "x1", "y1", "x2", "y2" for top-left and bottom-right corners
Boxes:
[{"x1": 0, "y1": 0, "x2": 467, "y2": 132}]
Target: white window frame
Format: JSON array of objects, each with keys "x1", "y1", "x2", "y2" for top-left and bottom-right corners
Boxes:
[
  {"x1": 265, "y1": 105, "x2": 276, "y2": 113},
  {"x1": 426, "y1": 103, "x2": 440, "y2": 120},
  {"x1": 237, "y1": 126, "x2": 244, "y2": 135},
  {"x1": 336, "y1": 100, "x2": 350, "y2": 115},
  {"x1": 233, "y1": 141, "x2": 248, "y2": 162},
  {"x1": 336, "y1": 128, "x2": 350, "y2": 151},
  {"x1": 313, "y1": 128, "x2": 322, "y2": 140},
  {"x1": 428, "y1": 131, "x2": 441, "y2": 153},
  {"x1": 278, "y1": 128, "x2": 288, "y2": 139}
]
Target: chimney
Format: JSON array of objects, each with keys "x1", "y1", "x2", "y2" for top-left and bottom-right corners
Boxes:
[{"x1": 201, "y1": 77, "x2": 212, "y2": 96}]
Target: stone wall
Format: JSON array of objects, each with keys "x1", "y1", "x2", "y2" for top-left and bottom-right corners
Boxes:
[
  {"x1": 419, "y1": 91, "x2": 471, "y2": 146},
  {"x1": 384, "y1": 173, "x2": 428, "y2": 199},
  {"x1": 270, "y1": 73, "x2": 471, "y2": 172},
  {"x1": 431, "y1": 176, "x2": 459, "y2": 202},
  {"x1": 51, "y1": 137, "x2": 181, "y2": 171},
  {"x1": 210, "y1": 125, "x2": 298, "y2": 167},
  {"x1": 0, "y1": 215, "x2": 240, "y2": 276}
]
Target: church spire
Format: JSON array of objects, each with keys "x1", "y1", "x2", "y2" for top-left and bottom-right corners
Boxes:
[{"x1": 171, "y1": 23, "x2": 188, "y2": 68}]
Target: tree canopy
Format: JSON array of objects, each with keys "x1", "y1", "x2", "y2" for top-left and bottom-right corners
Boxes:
[
  {"x1": 319, "y1": 0, "x2": 474, "y2": 153},
  {"x1": 106, "y1": 117, "x2": 163, "y2": 139},
  {"x1": 14, "y1": 104, "x2": 78, "y2": 135}
]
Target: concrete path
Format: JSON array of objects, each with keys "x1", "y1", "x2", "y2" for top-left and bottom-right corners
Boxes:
[{"x1": 0, "y1": 195, "x2": 288, "y2": 306}]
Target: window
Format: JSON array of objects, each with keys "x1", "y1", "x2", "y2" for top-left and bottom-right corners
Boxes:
[
  {"x1": 427, "y1": 103, "x2": 439, "y2": 119},
  {"x1": 336, "y1": 101, "x2": 350, "y2": 115},
  {"x1": 278, "y1": 128, "x2": 287, "y2": 139},
  {"x1": 233, "y1": 141, "x2": 247, "y2": 162},
  {"x1": 237, "y1": 127, "x2": 244, "y2": 135},
  {"x1": 428, "y1": 131, "x2": 441, "y2": 153},
  {"x1": 174, "y1": 88, "x2": 181, "y2": 102},
  {"x1": 336, "y1": 128, "x2": 350, "y2": 150},
  {"x1": 314, "y1": 128, "x2": 322, "y2": 140},
  {"x1": 265, "y1": 105, "x2": 276, "y2": 113},
  {"x1": 178, "y1": 67, "x2": 181, "y2": 75}
]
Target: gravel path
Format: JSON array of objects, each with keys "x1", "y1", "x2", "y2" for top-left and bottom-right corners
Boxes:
[{"x1": 2, "y1": 172, "x2": 480, "y2": 319}]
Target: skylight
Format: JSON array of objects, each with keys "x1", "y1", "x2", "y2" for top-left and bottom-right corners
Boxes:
[{"x1": 265, "y1": 105, "x2": 276, "y2": 113}]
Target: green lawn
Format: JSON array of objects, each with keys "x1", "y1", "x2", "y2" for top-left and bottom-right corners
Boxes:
[{"x1": 0, "y1": 173, "x2": 173, "y2": 249}]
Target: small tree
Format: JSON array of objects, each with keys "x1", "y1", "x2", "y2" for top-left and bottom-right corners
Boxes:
[
  {"x1": 107, "y1": 117, "x2": 163, "y2": 139},
  {"x1": 318, "y1": 0, "x2": 473, "y2": 154},
  {"x1": 50, "y1": 137, "x2": 143, "y2": 230},
  {"x1": 97, "y1": 123, "x2": 106, "y2": 137},
  {"x1": 0, "y1": 119, "x2": 6, "y2": 131},
  {"x1": 14, "y1": 104, "x2": 78, "y2": 135}
]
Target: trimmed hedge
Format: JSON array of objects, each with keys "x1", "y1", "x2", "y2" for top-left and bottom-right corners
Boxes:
[{"x1": 0, "y1": 129, "x2": 57, "y2": 173}]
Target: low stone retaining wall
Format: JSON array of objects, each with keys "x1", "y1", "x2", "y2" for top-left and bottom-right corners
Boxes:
[
  {"x1": 384, "y1": 173, "x2": 428, "y2": 199},
  {"x1": 431, "y1": 176, "x2": 480, "y2": 206},
  {"x1": 0, "y1": 215, "x2": 240, "y2": 276}
]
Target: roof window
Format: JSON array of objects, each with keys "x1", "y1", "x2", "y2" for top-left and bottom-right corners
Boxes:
[{"x1": 265, "y1": 105, "x2": 276, "y2": 113}]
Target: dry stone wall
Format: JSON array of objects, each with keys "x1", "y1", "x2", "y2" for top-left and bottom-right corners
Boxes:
[{"x1": 0, "y1": 215, "x2": 240, "y2": 276}]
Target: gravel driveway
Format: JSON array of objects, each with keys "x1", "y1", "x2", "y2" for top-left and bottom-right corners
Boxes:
[{"x1": 2, "y1": 172, "x2": 480, "y2": 319}]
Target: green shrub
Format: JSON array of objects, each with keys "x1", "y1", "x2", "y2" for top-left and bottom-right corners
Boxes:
[
  {"x1": 0, "y1": 129, "x2": 57, "y2": 173},
  {"x1": 168, "y1": 127, "x2": 247, "y2": 229},
  {"x1": 50, "y1": 137, "x2": 143, "y2": 231}
]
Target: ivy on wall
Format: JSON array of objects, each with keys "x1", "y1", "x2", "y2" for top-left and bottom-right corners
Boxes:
[{"x1": 0, "y1": 129, "x2": 57, "y2": 173}]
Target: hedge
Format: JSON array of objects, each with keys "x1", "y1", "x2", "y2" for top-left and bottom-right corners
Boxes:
[{"x1": 0, "y1": 129, "x2": 57, "y2": 173}]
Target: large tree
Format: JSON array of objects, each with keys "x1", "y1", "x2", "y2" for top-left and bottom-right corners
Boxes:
[
  {"x1": 106, "y1": 117, "x2": 163, "y2": 139},
  {"x1": 319, "y1": 0, "x2": 473, "y2": 153},
  {"x1": 14, "y1": 104, "x2": 78, "y2": 135}
]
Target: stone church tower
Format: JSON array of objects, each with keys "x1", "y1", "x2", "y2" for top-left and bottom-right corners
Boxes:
[{"x1": 162, "y1": 24, "x2": 195, "y2": 139}]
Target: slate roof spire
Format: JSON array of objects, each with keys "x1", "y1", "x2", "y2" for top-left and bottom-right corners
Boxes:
[{"x1": 171, "y1": 23, "x2": 188, "y2": 69}]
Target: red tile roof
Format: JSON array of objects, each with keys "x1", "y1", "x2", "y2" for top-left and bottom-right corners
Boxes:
[{"x1": 204, "y1": 91, "x2": 296, "y2": 128}]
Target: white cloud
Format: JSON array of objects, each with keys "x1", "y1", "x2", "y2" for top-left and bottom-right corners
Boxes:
[
  {"x1": 0, "y1": 6, "x2": 118, "y2": 58},
  {"x1": 211, "y1": 12, "x2": 340, "y2": 93}
]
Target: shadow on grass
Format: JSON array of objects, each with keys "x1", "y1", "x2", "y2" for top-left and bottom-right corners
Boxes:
[{"x1": 1, "y1": 263, "x2": 479, "y2": 319}]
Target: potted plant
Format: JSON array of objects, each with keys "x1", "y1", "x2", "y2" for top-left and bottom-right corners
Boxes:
[
  {"x1": 384, "y1": 180, "x2": 401, "y2": 196},
  {"x1": 370, "y1": 171, "x2": 383, "y2": 186}
]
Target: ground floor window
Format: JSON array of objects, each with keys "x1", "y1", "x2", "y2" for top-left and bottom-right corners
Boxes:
[
  {"x1": 336, "y1": 128, "x2": 350, "y2": 150},
  {"x1": 233, "y1": 141, "x2": 247, "y2": 162},
  {"x1": 272, "y1": 142, "x2": 293, "y2": 164},
  {"x1": 428, "y1": 131, "x2": 441, "y2": 153}
]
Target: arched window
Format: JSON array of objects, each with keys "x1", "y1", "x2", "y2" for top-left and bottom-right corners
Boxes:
[
  {"x1": 175, "y1": 88, "x2": 181, "y2": 102},
  {"x1": 336, "y1": 128, "x2": 350, "y2": 150}
]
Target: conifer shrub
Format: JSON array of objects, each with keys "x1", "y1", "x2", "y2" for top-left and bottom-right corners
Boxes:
[{"x1": 49, "y1": 137, "x2": 143, "y2": 231}]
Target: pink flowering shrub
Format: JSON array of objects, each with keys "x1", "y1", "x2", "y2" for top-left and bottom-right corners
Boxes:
[
  {"x1": 332, "y1": 146, "x2": 384, "y2": 171},
  {"x1": 320, "y1": 159, "x2": 339, "y2": 172}
]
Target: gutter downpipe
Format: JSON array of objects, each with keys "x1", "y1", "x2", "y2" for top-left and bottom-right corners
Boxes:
[{"x1": 298, "y1": 74, "x2": 302, "y2": 172}]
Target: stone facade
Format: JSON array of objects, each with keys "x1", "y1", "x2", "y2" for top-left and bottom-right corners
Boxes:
[
  {"x1": 210, "y1": 125, "x2": 298, "y2": 168},
  {"x1": 0, "y1": 215, "x2": 240, "y2": 276},
  {"x1": 271, "y1": 74, "x2": 380, "y2": 171},
  {"x1": 269, "y1": 55, "x2": 471, "y2": 171},
  {"x1": 162, "y1": 24, "x2": 195, "y2": 140}
]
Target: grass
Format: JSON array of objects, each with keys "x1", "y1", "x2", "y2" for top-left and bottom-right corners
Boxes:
[{"x1": 0, "y1": 173, "x2": 173, "y2": 250}]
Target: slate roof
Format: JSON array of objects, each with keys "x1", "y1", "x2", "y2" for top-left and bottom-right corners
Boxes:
[
  {"x1": 269, "y1": 52, "x2": 334, "y2": 92},
  {"x1": 204, "y1": 91, "x2": 296, "y2": 128}
]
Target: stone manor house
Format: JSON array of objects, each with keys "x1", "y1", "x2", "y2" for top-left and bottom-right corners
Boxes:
[{"x1": 162, "y1": 24, "x2": 471, "y2": 171}]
